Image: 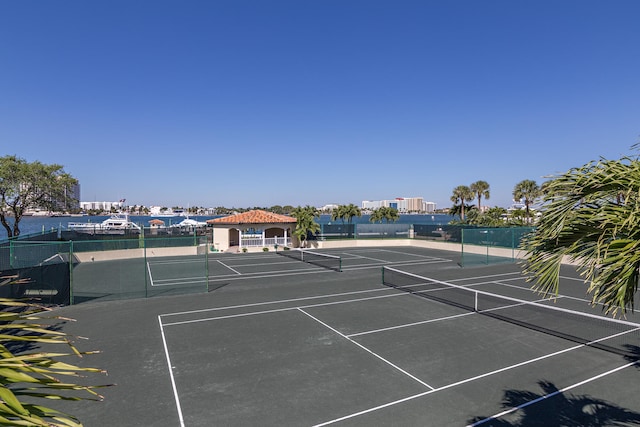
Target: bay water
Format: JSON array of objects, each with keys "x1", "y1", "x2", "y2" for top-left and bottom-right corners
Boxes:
[{"x1": 7, "y1": 213, "x2": 455, "y2": 238}]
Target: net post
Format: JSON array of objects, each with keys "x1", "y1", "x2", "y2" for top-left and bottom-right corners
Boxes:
[{"x1": 381, "y1": 266, "x2": 385, "y2": 284}]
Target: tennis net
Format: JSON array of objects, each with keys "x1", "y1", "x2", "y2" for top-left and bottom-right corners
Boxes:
[
  {"x1": 381, "y1": 266, "x2": 640, "y2": 359},
  {"x1": 278, "y1": 249, "x2": 342, "y2": 272}
]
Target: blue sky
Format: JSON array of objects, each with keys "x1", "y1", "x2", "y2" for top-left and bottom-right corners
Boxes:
[{"x1": 2, "y1": 1, "x2": 639, "y2": 209}]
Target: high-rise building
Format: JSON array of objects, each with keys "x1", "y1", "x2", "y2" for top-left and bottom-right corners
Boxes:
[{"x1": 362, "y1": 197, "x2": 436, "y2": 213}]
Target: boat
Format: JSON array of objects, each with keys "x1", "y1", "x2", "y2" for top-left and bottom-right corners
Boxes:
[
  {"x1": 170, "y1": 217, "x2": 208, "y2": 229},
  {"x1": 67, "y1": 214, "x2": 142, "y2": 235}
]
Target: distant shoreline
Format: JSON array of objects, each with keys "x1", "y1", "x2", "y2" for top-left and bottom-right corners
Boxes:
[{"x1": 8, "y1": 213, "x2": 456, "y2": 237}]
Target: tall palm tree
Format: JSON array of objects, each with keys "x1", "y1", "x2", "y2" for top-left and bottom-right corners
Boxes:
[
  {"x1": 369, "y1": 206, "x2": 399, "y2": 223},
  {"x1": 331, "y1": 204, "x2": 362, "y2": 225},
  {"x1": 291, "y1": 205, "x2": 320, "y2": 248},
  {"x1": 450, "y1": 185, "x2": 474, "y2": 220},
  {"x1": 522, "y1": 154, "x2": 640, "y2": 315},
  {"x1": 331, "y1": 205, "x2": 346, "y2": 224},
  {"x1": 470, "y1": 180, "x2": 490, "y2": 211},
  {"x1": 513, "y1": 179, "x2": 541, "y2": 219},
  {"x1": 383, "y1": 206, "x2": 400, "y2": 223},
  {"x1": 343, "y1": 203, "x2": 362, "y2": 223}
]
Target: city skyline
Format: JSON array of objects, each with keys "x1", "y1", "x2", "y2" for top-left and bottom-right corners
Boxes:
[{"x1": 3, "y1": 2, "x2": 639, "y2": 209}]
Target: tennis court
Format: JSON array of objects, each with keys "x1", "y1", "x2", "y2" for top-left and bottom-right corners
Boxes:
[{"x1": 52, "y1": 246, "x2": 640, "y2": 426}]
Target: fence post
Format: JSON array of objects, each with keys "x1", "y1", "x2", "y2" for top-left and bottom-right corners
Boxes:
[
  {"x1": 461, "y1": 228, "x2": 465, "y2": 267},
  {"x1": 143, "y1": 234, "x2": 148, "y2": 298},
  {"x1": 69, "y1": 241, "x2": 74, "y2": 305},
  {"x1": 204, "y1": 236, "x2": 209, "y2": 292}
]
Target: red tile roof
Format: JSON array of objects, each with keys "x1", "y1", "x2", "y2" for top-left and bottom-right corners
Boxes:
[{"x1": 206, "y1": 210, "x2": 297, "y2": 225}]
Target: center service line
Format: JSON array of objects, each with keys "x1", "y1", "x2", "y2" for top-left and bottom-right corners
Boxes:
[{"x1": 297, "y1": 308, "x2": 435, "y2": 391}]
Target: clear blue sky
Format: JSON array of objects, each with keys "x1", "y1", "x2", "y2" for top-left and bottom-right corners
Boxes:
[{"x1": 2, "y1": 1, "x2": 639, "y2": 209}]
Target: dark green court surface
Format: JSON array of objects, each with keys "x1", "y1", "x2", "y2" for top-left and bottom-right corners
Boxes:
[{"x1": 49, "y1": 247, "x2": 640, "y2": 426}]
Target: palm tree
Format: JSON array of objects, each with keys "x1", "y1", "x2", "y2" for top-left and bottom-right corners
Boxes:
[
  {"x1": 369, "y1": 206, "x2": 399, "y2": 223},
  {"x1": 331, "y1": 204, "x2": 362, "y2": 224},
  {"x1": 450, "y1": 185, "x2": 474, "y2": 221},
  {"x1": 343, "y1": 204, "x2": 362, "y2": 223},
  {"x1": 0, "y1": 277, "x2": 111, "y2": 425},
  {"x1": 470, "y1": 180, "x2": 490, "y2": 211},
  {"x1": 330, "y1": 205, "x2": 345, "y2": 224},
  {"x1": 291, "y1": 205, "x2": 320, "y2": 248},
  {"x1": 512, "y1": 179, "x2": 541, "y2": 219},
  {"x1": 522, "y1": 154, "x2": 640, "y2": 315}
]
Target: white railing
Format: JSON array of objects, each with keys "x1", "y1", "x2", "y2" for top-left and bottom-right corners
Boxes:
[{"x1": 240, "y1": 237, "x2": 291, "y2": 248}]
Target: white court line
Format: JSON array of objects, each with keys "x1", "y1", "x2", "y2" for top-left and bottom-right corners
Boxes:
[
  {"x1": 347, "y1": 312, "x2": 475, "y2": 338},
  {"x1": 298, "y1": 308, "x2": 435, "y2": 390},
  {"x1": 216, "y1": 259, "x2": 241, "y2": 275},
  {"x1": 343, "y1": 252, "x2": 391, "y2": 263},
  {"x1": 219, "y1": 260, "x2": 310, "y2": 268},
  {"x1": 152, "y1": 265, "x2": 332, "y2": 287},
  {"x1": 147, "y1": 261, "x2": 154, "y2": 287},
  {"x1": 491, "y1": 279, "x2": 632, "y2": 314},
  {"x1": 207, "y1": 268, "x2": 331, "y2": 281},
  {"x1": 559, "y1": 274, "x2": 586, "y2": 282},
  {"x1": 447, "y1": 271, "x2": 523, "y2": 283},
  {"x1": 378, "y1": 248, "x2": 452, "y2": 260},
  {"x1": 159, "y1": 269, "x2": 523, "y2": 318},
  {"x1": 343, "y1": 259, "x2": 453, "y2": 272},
  {"x1": 150, "y1": 253, "x2": 456, "y2": 289},
  {"x1": 160, "y1": 287, "x2": 396, "y2": 318},
  {"x1": 152, "y1": 278, "x2": 207, "y2": 287},
  {"x1": 162, "y1": 291, "x2": 414, "y2": 326},
  {"x1": 467, "y1": 360, "x2": 639, "y2": 426},
  {"x1": 158, "y1": 316, "x2": 185, "y2": 427},
  {"x1": 312, "y1": 341, "x2": 607, "y2": 426},
  {"x1": 149, "y1": 258, "x2": 204, "y2": 265}
]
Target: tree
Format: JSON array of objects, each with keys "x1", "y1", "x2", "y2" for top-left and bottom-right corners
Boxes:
[
  {"x1": 479, "y1": 206, "x2": 507, "y2": 227},
  {"x1": 470, "y1": 180, "x2": 490, "y2": 211},
  {"x1": 512, "y1": 179, "x2": 541, "y2": 219},
  {"x1": 0, "y1": 156, "x2": 78, "y2": 238},
  {"x1": 0, "y1": 277, "x2": 111, "y2": 425},
  {"x1": 291, "y1": 205, "x2": 320, "y2": 248},
  {"x1": 331, "y1": 204, "x2": 362, "y2": 224},
  {"x1": 522, "y1": 154, "x2": 640, "y2": 315},
  {"x1": 450, "y1": 185, "x2": 474, "y2": 221},
  {"x1": 369, "y1": 206, "x2": 399, "y2": 223}
]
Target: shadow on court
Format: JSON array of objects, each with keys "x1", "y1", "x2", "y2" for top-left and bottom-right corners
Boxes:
[{"x1": 468, "y1": 379, "x2": 640, "y2": 426}]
